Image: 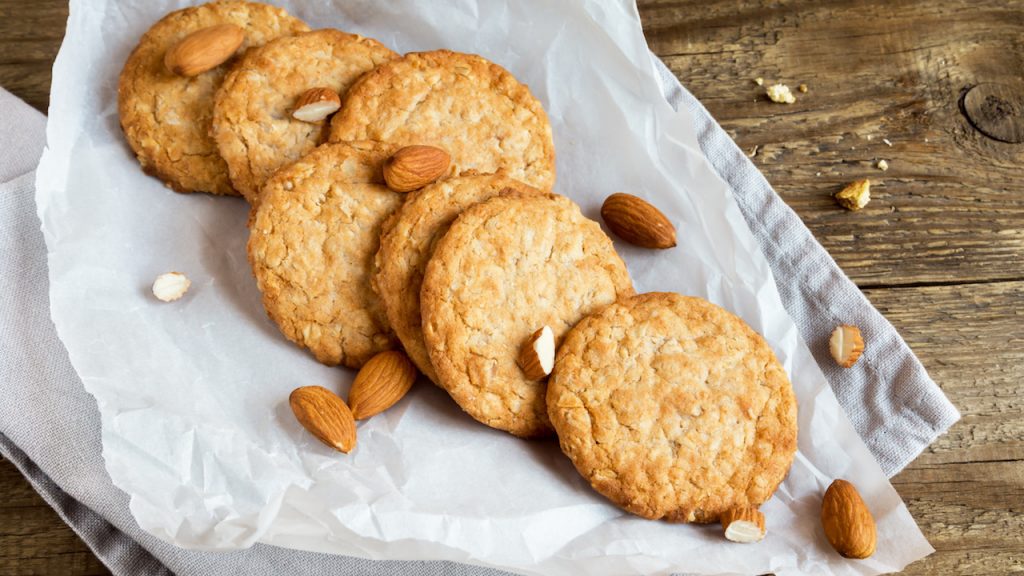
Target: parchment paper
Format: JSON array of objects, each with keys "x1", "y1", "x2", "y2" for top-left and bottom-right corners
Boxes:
[{"x1": 34, "y1": 0, "x2": 934, "y2": 574}]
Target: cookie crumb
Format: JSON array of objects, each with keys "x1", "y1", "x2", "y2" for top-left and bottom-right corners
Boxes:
[
  {"x1": 883, "y1": 138, "x2": 893, "y2": 147},
  {"x1": 798, "y1": 83, "x2": 808, "y2": 93},
  {"x1": 766, "y1": 83, "x2": 796, "y2": 104},
  {"x1": 835, "y1": 179, "x2": 871, "y2": 211},
  {"x1": 876, "y1": 159, "x2": 889, "y2": 171},
  {"x1": 754, "y1": 77, "x2": 764, "y2": 86},
  {"x1": 748, "y1": 145, "x2": 759, "y2": 158}
]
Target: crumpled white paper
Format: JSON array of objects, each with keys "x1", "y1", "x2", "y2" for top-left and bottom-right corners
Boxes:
[{"x1": 35, "y1": 0, "x2": 934, "y2": 574}]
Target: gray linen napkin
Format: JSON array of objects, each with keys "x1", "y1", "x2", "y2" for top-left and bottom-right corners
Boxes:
[{"x1": 0, "y1": 52, "x2": 958, "y2": 575}]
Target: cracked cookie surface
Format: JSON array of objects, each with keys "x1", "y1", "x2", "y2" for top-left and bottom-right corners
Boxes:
[
  {"x1": 118, "y1": 1, "x2": 308, "y2": 196},
  {"x1": 214, "y1": 28, "x2": 397, "y2": 203},
  {"x1": 329, "y1": 50, "x2": 556, "y2": 191},
  {"x1": 248, "y1": 141, "x2": 401, "y2": 368},
  {"x1": 373, "y1": 173, "x2": 544, "y2": 384},
  {"x1": 421, "y1": 193, "x2": 634, "y2": 437},
  {"x1": 547, "y1": 292, "x2": 798, "y2": 523}
]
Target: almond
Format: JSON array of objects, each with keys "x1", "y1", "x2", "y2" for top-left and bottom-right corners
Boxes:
[
  {"x1": 289, "y1": 386, "x2": 357, "y2": 453},
  {"x1": 829, "y1": 325, "x2": 864, "y2": 368},
  {"x1": 821, "y1": 479, "x2": 877, "y2": 559},
  {"x1": 721, "y1": 507, "x2": 766, "y2": 543},
  {"x1": 383, "y1": 145, "x2": 450, "y2": 192},
  {"x1": 518, "y1": 326, "x2": 554, "y2": 380},
  {"x1": 152, "y1": 272, "x2": 191, "y2": 302},
  {"x1": 292, "y1": 87, "x2": 342, "y2": 123},
  {"x1": 348, "y1": 351, "x2": 418, "y2": 420},
  {"x1": 600, "y1": 193, "x2": 677, "y2": 249},
  {"x1": 164, "y1": 24, "x2": 245, "y2": 77}
]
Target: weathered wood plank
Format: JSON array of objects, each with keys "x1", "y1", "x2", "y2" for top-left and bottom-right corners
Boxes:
[
  {"x1": 639, "y1": 0, "x2": 1024, "y2": 286},
  {"x1": 0, "y1": 1, "x2": 68, "y2": 111},
  {"x1": 0, "y1": 457, "x2": 112, "y2": 576}
]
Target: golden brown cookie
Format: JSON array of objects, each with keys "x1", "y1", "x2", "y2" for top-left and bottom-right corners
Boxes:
[
  {"x1": 547, "y1": 292, "x2": 798, "y2": 523},
  {"x1": 373, "y1": 174, "x2": 544, "y2": 384},
  {"x1": 213, "y1": 29, "x2": 398, "y2": 203},
  {"x1": 329, "y1": 50, "x2": 556, "y2": 191},
  {"x1": 420, "y1": 193, "x2": 634, "y2": 437},
  {"x1": 118, "y1": 1, "x2": 308, "y2": 195},
  {"x1": 248, "y1": 141, "x2": 401, "y2": 368}
]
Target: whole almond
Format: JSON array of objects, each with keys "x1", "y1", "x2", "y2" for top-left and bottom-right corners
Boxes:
[
  {"x1": 383, "y1": 145, "x2": 451, "y2": 192},
  {"x1": 289, "y1": 386, "x2": 357, "y2": 453},
  {"x1": 721, "y1": 506, "x2": 766, "y2": 543},
  {"x1": 292, "y1": 87, "x2": 342, "y2": 123},
  {"x1": 164, "y1": 24, "x2": 245, "y2": 77},
  {"x1": 518, "y1": 326, "x2": 554, "y2": 380},
  {"x1": 348, "y1": 351, "x2": 418, "y2": 420},
  {"x1": 600, "y1": 193, "x2": 677, "y2": 249},
  {"x1": 821, "y1": 479, "x2": 877, "y2": 559}
]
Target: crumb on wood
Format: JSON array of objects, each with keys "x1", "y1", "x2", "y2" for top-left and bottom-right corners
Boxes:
[
  {"x1": 835, "y1": 179, "x2": 871, "y2": 211},
  {"x1": 883, "y1": 138, "x2": 893, "y2": 147},
  {"x1": 748, "y1": 145, "x2": 759, "y2": 158},
  {"x1": 877, "y1": 159, "x2": 889, "y2": 171},
  {"x1": 755, "y1": 77, "x2": 764, "y2": 86},
  {"x1": 766, "y1": 83, "x2": 796, "y2": 104},
  {"x1": 798, "y1": 83, "x2": 808, "y2": 93}
]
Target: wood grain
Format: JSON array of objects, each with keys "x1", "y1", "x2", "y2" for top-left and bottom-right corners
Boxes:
[{"x1": 0, "y1": 0, "x2": 1021, "y2": 574}]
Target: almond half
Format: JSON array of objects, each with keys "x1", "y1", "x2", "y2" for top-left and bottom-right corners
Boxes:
[
  {"x1": 152, "y1": 272, "x2": 191, "y2": 302},
  {"x1": 518, "y1": 326, "x2": 555, "y2": 380},
  {"x1": 383, "y1": 145, "x2": 450, "y2": 192},
  {"x1": 289, "y1": 386, "x2": 357, "y2": 453},
  {"x1": 822, "y1": 479, "x2": 877, "y2": 559},
  {"x1": 600, "y1": 193, "x2": 677, "y2": 249},
  {"x1": 721, "y1": 507, "x2": 766, "y2": 543},
  {"x1": 292, "y1": 87, "x2": 342, "y2": 123},
  {"x1": 164, "y1": 24, "x2": 244, "y2": 77},
  {"x1": 348, "y1": 351, "x2": 418, "y2": 420},
  {"x1": 829, "y1": 325, "x2": 864, "y2": 368}
]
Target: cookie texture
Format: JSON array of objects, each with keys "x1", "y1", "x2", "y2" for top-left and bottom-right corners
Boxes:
[
  {"x1": 213, "y1": 29, "x2": 398, "y2": 203},
  {"x1": 374, "y1": 173, "x2": 544, "y2": 383},
  {"x1": 421, "y1": 193, "x2": 634, "y2": 437},
  {"x1": 329, "y1": 50, "x2": 556, "y2": 191},
  {"x1": 118, "y1": 1, "x2": 308, "y2": 195},
  {"x1": 547, "y1": 292, "x2": 798, "y2": 523},
  {"x1": 248, "y1": 141, "x2": 401, "y2": 368}
]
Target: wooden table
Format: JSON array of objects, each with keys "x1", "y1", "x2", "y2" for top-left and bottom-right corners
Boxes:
[{"x1": 1, "y1": 1, "x2": 1021, "y2": 574}]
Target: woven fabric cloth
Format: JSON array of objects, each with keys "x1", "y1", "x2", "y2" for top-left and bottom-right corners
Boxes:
[{"x1": 0, "y1": 53, "x2": 958, "y2": 575}]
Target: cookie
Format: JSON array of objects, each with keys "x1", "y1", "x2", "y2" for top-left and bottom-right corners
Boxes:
[
  {"x1": 118, "y1": 1, "x2": 308, "y2": 195},
  {"x1": 421, "y1": 193, "x2": 634, "y2": 437},
  {"x1": 213, "y1": 29, "x2": 398, "y2": 203},
  {"x1": 546, "y1": 292, "x2": 798, "y2": 523},
  {"x1": 329, "y1": 50, "x2": 556, "y2": 191},
  {"x1": 373, "y1": 173, "x2": 544, "y2": 384},
  {"x1": 248, "y1": 141, "x2": 401, "y2": 368}
]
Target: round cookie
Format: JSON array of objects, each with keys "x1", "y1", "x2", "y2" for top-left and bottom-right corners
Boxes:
[
  {"x1": 329, "y1": 50, "x2": 556, "y2": 191},
  {"x1": 214, "y1": 29, "x2": 398, "y2": 203},
  {"x1": 547, "y1": 292, "x2": 798, "y2": 523},
  {"x1": 373, "y1": 174, "x2": 544, "y2": 384},
  {"x1": 421, "y1": 193, "x2": 634, "y2": 437},
  {"x1": 118, "y1": 1, "x2": 308, "y2": 195},
  {"x1": 248, "y1": 141, "x2": 402, "y2": 368}
]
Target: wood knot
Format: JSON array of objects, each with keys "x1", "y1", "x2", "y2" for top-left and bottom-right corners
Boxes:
[{"x1": 961, "y1": 83, "x2": 1024, "y2": 143}]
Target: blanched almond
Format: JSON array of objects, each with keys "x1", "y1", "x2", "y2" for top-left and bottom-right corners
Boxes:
[{"x1": 152, "y1": 272, "x2": 191, "y2": 302}]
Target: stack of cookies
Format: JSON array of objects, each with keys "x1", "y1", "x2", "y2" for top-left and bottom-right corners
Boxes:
[{"x1": 119, "y1": 0, "x2": 797, "y2": 532}]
